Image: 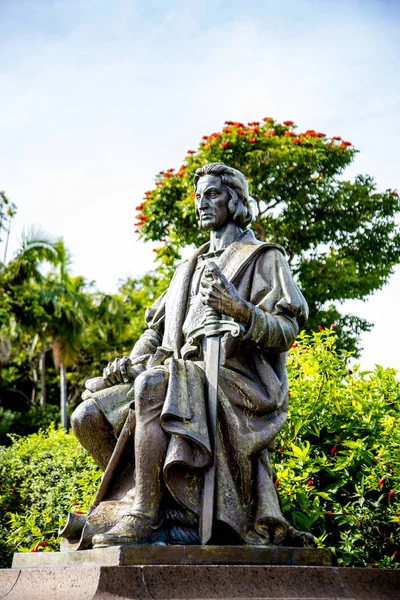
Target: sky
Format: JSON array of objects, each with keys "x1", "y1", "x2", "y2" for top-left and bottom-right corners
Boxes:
[{"x1": 1, "y1": 0, "x2": 399, "y2": 369}]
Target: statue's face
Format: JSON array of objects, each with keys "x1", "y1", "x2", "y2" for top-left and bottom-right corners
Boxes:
[{"x1": 195, "y1": 174, "x2": 231, "y2": 231}]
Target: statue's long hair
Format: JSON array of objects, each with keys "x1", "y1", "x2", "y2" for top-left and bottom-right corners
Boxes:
[{"x1": 194, "y1": 163, "x2": 254, "y2": 228}]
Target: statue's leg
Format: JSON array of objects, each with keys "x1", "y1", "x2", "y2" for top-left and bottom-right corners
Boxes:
[
  {"x1": 71, "y1": 399, "x2": 116, "y2": 471},
  {"x1": 130, "y1": 368, "x2": 169, "y2": 521},
  {"x1": 91, "y1": 368, "x2": 169, "y2": 546}
]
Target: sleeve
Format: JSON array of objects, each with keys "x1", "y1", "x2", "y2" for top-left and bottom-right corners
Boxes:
[
  {"x1": 129, "y1": 290, "x2": 167, "y2": 364},
  {"x1": 243, "y1": 249, "x2": 308, "y2": 353}
]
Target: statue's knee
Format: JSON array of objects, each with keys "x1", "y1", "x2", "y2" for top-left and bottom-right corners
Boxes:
[
  {"x1": 134, "y1": 369, "x2": 168, "y2": 412},
  {"x1": 70, "y1": 399, "x2": 101, "y2": 437}
]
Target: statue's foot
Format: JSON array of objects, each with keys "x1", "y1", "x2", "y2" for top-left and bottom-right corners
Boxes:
[
  {"x1": 285, "y1": 525, "x2": 316, "y2": 548},
  {"x1": 92, "y1": 514, "x2": 166, "y2": 547}
]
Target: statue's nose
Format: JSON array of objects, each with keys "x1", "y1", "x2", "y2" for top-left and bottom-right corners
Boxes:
[{"x1": 198, "y1": 196, "x2": 208, "y2": 209}]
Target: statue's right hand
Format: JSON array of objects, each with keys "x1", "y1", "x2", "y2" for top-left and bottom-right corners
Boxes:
[{"x1": 103, "y1": 356, "x2": 132, "y2": 386}]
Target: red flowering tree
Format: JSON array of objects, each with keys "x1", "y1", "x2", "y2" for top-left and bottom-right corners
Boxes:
[{"x1": 134, "y1": 118, "x2": 400, "y2": 352}]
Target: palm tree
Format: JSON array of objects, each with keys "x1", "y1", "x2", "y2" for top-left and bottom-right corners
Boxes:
[
  {"x1": 39, "y1": 241, "x2": 92, "y2": 428},
  {"x1": 0, "y1": 228, "x2": 62, "y2": 405}
]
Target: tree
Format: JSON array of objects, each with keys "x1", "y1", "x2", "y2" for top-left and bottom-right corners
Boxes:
[
  {"x1": 133, "y1": 118, "x2": 400, "y2": 352},
  {"x1": 0, "y1": 227, "x2": 62, "y2": 405},
  {"x1": 0, "y1": 191, "x2": 17, "y2": 264},
  {"x1": 38, "y1": 240, "x2": 92, "y2": 428}
]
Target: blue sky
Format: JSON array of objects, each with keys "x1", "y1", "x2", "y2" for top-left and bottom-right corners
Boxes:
[{"x1": 1, "y1": 0, "x2": 399, "y2": 368}]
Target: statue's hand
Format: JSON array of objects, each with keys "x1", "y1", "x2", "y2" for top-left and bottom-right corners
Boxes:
[
  {"x1": 103, "y1": 356, "x2": 133, "y2": 386},
  {"x1": 200, "y1": 261, "x2": 252, "y2": 326}
]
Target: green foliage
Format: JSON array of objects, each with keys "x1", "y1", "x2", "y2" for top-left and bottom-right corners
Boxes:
[
  {"x1": 0, "y1": 425, "x2": 100, "y2": 566},
  {"x1": 0, "y1": 331, "x2": 398, "y2": 568},
  {"x1": 134, "y1": 117, "x2": 400, "y2": 353},
  {"x1": 273, "y1": 328, "x2": 400, "y2": 568},
  {"x1": 0, "y1": 404, "x2": 59, "y2": 446},
  {"x1": 0, "y1": 222, "x2": 140, "y2": 426}
]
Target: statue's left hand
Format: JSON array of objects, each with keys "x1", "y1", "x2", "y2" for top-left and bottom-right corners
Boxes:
[
  {"x1": 103, "y1": 356, "x2": 133, "y2": 386},
  {"x1": 200, "y1": 261, "x2": 252, "y2": 326}
]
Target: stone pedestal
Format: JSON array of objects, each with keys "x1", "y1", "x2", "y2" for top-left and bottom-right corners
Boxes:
[
  {"x1": 11, "y1": 545, "x2": 332, "y2": 568},
  {"x1": 1, "y1": 547, "x2": 399, "y2": 600},
  {"x1": 1, "y1": 564, "x2": 400, "y2": 599}
]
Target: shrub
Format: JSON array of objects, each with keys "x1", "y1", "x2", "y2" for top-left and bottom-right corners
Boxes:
[
  {"x1": 273, "y1": 328, "x2": 400, "y2": 568},
  {"x1": 0, "y1": 425, "x2": 100, "y2": 567},
  {"x1": 0, "y1": 329, "x2": 398, "y2": 568},
  {"x1": 0, "y1": 404, "x2": 60, "y2": 446}
]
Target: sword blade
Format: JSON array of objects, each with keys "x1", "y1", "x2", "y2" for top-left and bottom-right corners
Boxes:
[{"x1": 200, "y1": 334, "x2": 221, "y2": 545}]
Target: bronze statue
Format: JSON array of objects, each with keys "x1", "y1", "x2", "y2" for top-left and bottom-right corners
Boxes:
[{"x1": 64, "y1": 162, "x2": 308, "y2": 549}]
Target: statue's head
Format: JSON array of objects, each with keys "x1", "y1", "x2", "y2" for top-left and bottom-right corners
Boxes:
[{"x1": 194, "y1": 163, "x2": 253, "y2": 231}]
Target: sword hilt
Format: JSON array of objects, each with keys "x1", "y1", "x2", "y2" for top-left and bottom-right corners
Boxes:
[{"x1": 204, "y1": 306, "x2": 220, "y2": 322}]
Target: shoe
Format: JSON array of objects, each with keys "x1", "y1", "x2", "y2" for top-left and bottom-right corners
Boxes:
[{"x1": 92, "y1": 514, "x2": 165, "y2": 547}]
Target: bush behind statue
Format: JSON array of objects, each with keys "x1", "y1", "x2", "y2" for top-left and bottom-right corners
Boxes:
[{"x1": 0, "y1": 329, "x2": 399, "y2": 568}]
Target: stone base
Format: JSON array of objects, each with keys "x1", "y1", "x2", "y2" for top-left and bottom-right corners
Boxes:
[
  {"x1": 1, "y1": 564, "x2": 400, "y2": 599},
  {"x1": 12, "y1": 545, "x2": 332, "y2": 568}
]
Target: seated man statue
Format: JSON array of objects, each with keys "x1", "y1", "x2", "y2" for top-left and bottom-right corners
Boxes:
[{"x1": 69, "y1": 162, "x2": 308, "y2": 548}]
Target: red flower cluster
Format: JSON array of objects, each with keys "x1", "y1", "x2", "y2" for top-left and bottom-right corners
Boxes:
[
  {"x1": 248, "y1": 138, "x2": 256, "y2": 143},
  {"x1": 283, "y1": 120, "x2": 294, "y2": 126},
  {"x1": 224, "y1": 120, "x2": 245, "y2": 128},
  {"x1": 202, "y1": 135, "x2": 208, "y2": 140},
  {"x1": 134, "y1": 214, "x2": 148, "y2": 228},
  {"x1": 248, "y1": 121, "x2": 260, "y2": 126},
  {"x1": 187, "y1": 150, "x2": 196, "y2": 155},
  {"x1": 340, "y1": 141, "x2": 352, "y2": 147},
  {"x1": 222, "y1": 127, "x2": 232, "y2": 134},
  {"x1": 263, "y1": 117, "x2": 273, "y2": 122},
  {"x1": 221, "y1": 141, "x2": 231, "y2": 149},
  {"x1": 302, "y1": 130, "x2": 325, "y2": 138},
  {"x1": 284, "y1": 131, "x2": 296, "y2": 137},
  {"x1": 237, "y1": 129, "x2": 247, "y2": 136},
  {"x1": 156, "y1": 181, "x2": 164, "y2": 187},
  {"x1": 332, "y1": 136, "x2": 342, "y2": 141},
  {"x1": 31, "y1": 541, "x2": 49, "y2": 552},
  {"x1": 266, "y1": 130, "x2": 276, "y2": 137},
  {"x1": 292, "y1": 138, "x2": 302, "y2": 145},
  {"x1": 135, "y1": 202, "x2": 145, "y2": 211}
]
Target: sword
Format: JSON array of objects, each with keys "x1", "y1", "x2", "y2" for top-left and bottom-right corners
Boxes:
[{"x1": 188, "y1": 281, "x2": 244, "y2": 545}]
